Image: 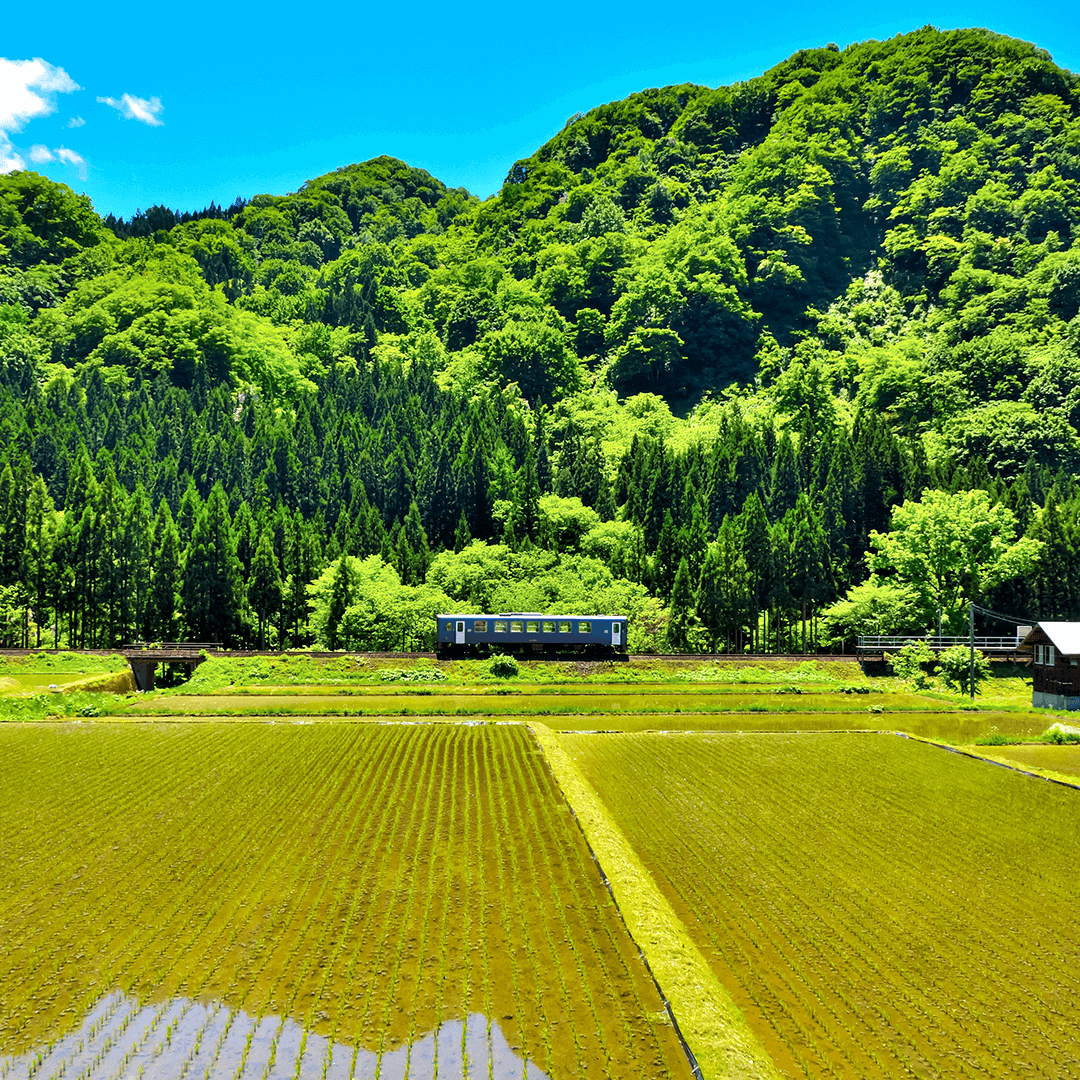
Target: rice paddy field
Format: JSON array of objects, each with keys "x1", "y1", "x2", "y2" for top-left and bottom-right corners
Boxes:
[
  {"x1": 0, "y1": 722, "x2": 689, "y2": 1080},
  {"x1": 2, "y1": 651, "x2": 1079, "y2": 1080},
  {"x1": 562, "y1": 730, "x2": 1080, "y2": 1078}
]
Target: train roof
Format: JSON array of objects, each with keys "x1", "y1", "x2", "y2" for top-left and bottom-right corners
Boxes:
[{"x1": 436, "y1": 613, "x2": 628, "y2": 619}]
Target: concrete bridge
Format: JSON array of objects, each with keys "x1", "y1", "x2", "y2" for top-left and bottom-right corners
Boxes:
[{"x1": 122, "y1": 644, "x2": 222, "y2": 690}]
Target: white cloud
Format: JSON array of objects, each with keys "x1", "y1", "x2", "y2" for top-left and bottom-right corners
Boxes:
[
  {"x1": 0, "y1": 56, "x2": 80, "y2": 174},
  {"x1": 0, "y1": 140, "x2": 23, "y2": 172},
  {"x1": 68, "y1": 115, "x2": 85, "y2": 128},
  {"x1": 56, "y1": 145, "x2": 87, "y2": 178},
  {"x1": 97, "y1": 92, "x2": 163, "y2": 126},
  {"x1": 0, "y1": 57, "x2": 79, "y2": 133},
  {"x1": 24, "y1": 141, "x2": 86, "y2": 177}
]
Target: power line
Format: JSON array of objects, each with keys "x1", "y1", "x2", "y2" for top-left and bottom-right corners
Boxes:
[{"x1": 970, "y1": 601, "x2": 1042, "y2": 626}]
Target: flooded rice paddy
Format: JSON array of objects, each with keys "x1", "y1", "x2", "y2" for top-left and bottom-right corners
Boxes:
[
  {"x1": 971, "y1": 741, "x2": 1080, "y2": 782},
  {"x1": 563, "y1": 730, "x2": 1080, "y2": 1079},
  {"x1": 0, "y1": 992, "x2": 547, "y2": 1080},
  {"x1": 0, "y1": 723, "x2": 691, "y2": 1080}
]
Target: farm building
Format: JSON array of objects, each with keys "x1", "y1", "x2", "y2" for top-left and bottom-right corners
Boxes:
[{"x1": 1019, "y1": 623, "x2": 1080, "y2": 709}]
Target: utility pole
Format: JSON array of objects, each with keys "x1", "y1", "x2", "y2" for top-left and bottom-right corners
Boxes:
[{"x1": 968, "y1": 601, "x2": 975, "y2": 701}]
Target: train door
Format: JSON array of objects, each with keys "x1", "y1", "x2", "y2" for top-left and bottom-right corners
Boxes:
[
  {"x1": 612, "y1": 621, "x2": 622, "y2": 647},
  {"x1": 455, "y1": 620, "x2": 466, "y2": 645}
]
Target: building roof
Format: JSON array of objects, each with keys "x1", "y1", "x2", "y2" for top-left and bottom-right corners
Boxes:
[{"x1": 1019, "y1": 622, "x2": 1080, "y2": 655}]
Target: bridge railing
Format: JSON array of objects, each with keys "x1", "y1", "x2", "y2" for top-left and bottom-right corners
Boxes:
[
  {"x1": 121, "y1": 642, "x2": 223, "y2": 652},
  {"x1": 857, "y1": 635, "x2": 1023, "y2": 652}
]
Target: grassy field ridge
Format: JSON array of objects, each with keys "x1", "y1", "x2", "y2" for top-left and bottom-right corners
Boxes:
[{"x1": 531, "y1": 723, "x2": 782, "y2": 1080}]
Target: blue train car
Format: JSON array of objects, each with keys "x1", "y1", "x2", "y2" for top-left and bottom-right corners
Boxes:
[{"x1": 435, "y1": 613, "x2": 628, "y2": 659}]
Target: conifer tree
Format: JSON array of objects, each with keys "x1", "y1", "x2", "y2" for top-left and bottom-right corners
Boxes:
[
  {"x1": 23, "y1": 475, "x2": 55, "y2": 647},
  {"x1": 698, "y1": 517, "x2": 751, "y2": 653},
  {"x1": 401, "y1": 501, "x2": 432, "y2": 584},
  {"x1": 324, "y1": 553, "x2": 352, "y2": 651},
  {"x1": 652, "y1": 510, "x2": 680, "y2": 600},
  {"x1": 666, "y1": 557, "x2": 696, "y2": 652},
  {"x1": 150, "y1": 502, "x2": 182, "y2": 642},
  {"x1": 737, "y1": 492, "x2": 772, "y2": 652},
  {"x1": 454, "y1": 510, "x2": 472, "y2": 552},
  {"x1": 248, "y1": 531, "x2": 283, "y2": 650},
  {"x1": 123, "y1": 483, "x2": 154, "y2": 642},
  {"x1": 182, "y1": 483, "x2": 242, "y2": 645}
]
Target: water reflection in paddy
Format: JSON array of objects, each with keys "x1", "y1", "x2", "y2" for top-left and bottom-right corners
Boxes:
[{"x1": 0, "y1": 992, "x2": 548, "y2": 1080}]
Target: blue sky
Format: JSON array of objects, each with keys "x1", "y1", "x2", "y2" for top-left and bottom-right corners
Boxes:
[{"x1": 2, "y1": 0, "x2": 1078, "y2": 220}]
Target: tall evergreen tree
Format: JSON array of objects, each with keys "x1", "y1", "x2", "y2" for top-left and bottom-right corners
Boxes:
[
  {"x1": 248, "y1": 531, "x2": 283, "y2": 650},
  {"x1": 150, "y1": 501, "x2": 182, "y2": 642},
  {"x1": 182, "y1": 483, "x2": 242, "y2": 645},
  {"x1": 666, "y1": 557, "x2": 696, "y2": 652}
]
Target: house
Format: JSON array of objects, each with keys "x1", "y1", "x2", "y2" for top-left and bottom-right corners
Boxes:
[{"x1": 1019, "y1": 623, "x2": 1080, "y2": 710}]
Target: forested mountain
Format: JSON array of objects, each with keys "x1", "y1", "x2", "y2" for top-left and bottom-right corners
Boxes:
[{"x1": 0, "y1": 27, "x2": 1079, "y2": 652}]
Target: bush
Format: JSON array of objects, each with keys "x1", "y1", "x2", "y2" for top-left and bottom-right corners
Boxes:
[
  {"x1": 1045, "y1": 728, "x2": 1080, "y2": 744},
  {"x1": 936, "y1": 645, "x2": 992, "y2": 695},
  {"x1": 489, "y1": 654, "x2": 519, "y2": 679},
  {"x1": 377, "y1": 668, "x2": 447, "y2": 683},
  {"x1": 884, "y1": 639, "x2": 934, "y2": 688}
]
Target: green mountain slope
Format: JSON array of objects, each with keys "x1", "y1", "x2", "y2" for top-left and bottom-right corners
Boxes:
[{"x1": 0, "y1": 26, "x2": 1078, "y2": 651}]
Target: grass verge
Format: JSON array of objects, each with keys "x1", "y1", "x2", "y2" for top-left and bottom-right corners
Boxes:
[{"x1": 530, "y1": 722, "x2": 781, "y2": 1080}]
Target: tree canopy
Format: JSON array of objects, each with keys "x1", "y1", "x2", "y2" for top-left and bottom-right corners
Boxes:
[{"x1": 0, "y1": 28, "x2": 1077, "y2": 653}]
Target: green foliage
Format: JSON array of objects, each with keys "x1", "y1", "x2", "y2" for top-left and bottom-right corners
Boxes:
[
  {"x1": 2, "y1": 30, "x2": 1080, "y2": 656},
  {"x1": 936, "y1": 644, "x2": 993, "y2": 695},
  {"x1": 885, "y1": 639, "x2": 935, "y2": 689},
  {"x1": 868, "y1": 490, "x2": 1043, "y2": 631},
  {"x1": 820, "y1": 581, "x2": 925, "y2": 642},
  {"x1": 1045, "y1": 727, "x2": 1080, "y2": 744},
  {"x1": 307, "y1": 554, "x2": 456, "y2": 652},
  {"x1": 377, "y1": 667, "x2": 447, "y2": 683},
  {"x1": 488, "y1": 654, "x2": 520, "y2": 678}
]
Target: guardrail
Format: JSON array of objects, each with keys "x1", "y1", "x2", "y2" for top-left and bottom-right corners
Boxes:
[
  {"x1": 857, "y1": 635, "x2": 1023, "y2": 652},
  {"x1": 121, "y1": 643, "x2": 223, "y2": 652}
]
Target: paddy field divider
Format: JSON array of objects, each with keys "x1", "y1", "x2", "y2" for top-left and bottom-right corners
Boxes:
[{"x1": 529, "y1": 723, "x2": 782, "y2": 1080}]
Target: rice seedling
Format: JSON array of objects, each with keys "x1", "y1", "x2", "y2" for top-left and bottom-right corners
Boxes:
[
  {"x1": 560, "y1": 730, "x2": 1080, "y2": 1079},
  {"x1": 0, "y1": 723, "x2": 692, "y2": 1080}
]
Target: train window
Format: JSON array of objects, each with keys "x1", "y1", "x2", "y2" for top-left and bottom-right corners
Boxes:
[
  {"x1": 526, "y1": 620, "x2": 539, "y2": 633},
  {"x1": 494, "y1": 620, "x2": 507, "y2": 633},
  {"x1": 444, "y1": 622, "x2": 452, "y2": 631},
  {"x1": 558, "y1": 621, "x2": 572, "y2": 633},
  {"x1": 510, "y1": 620, "x2": 523, "y2": 633},
  {"x1": 474, "y1": 620, "x2": 487, "y2": 632},
  {"x1": 578, "y1": 621, "x2": 592, "y2": 634},
  {"x1": 542, "y1": 621, "x2": 555, "y2": 633}
]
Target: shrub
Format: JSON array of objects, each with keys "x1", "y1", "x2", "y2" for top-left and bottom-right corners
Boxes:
[
  {"x1": 936, "y1": 645, "x2": 992, "y2": 695},
  {"x1": 884, "y1": 639, "x2": 934, "y2": 688},
  {"x1": 489, "y1": 654, "x2": 519, "y2": 678},
  {"x1": 1045, "y1": 728, "x2": 1080, "y2": 744},
  {"x1": 377, "y1": 668, "x2": 447, "y2": 683}
]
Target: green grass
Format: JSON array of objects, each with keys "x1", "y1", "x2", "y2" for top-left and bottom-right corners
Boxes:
[
  {"x1": 175, "y1": 653, "x2": 869, "y2": 693},
  {"x1": 966, "y1": 742, "x2": 1080, "y2": 783},
  {"x1": 0, "y1": 651, "x2": 128, "y2": 674},
  {"x1": 0, "y1": 689, "x2": 138, "y2": 721}
]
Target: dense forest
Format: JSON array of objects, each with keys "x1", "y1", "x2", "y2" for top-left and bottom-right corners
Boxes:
[{"x1": 1, "y1": 26, "x2": 1079, "y2": 652}]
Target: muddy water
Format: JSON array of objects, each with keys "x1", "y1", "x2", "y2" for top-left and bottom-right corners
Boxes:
[{"x1": 0, "y1": 992, "x2": 549, "y2": 1080}]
